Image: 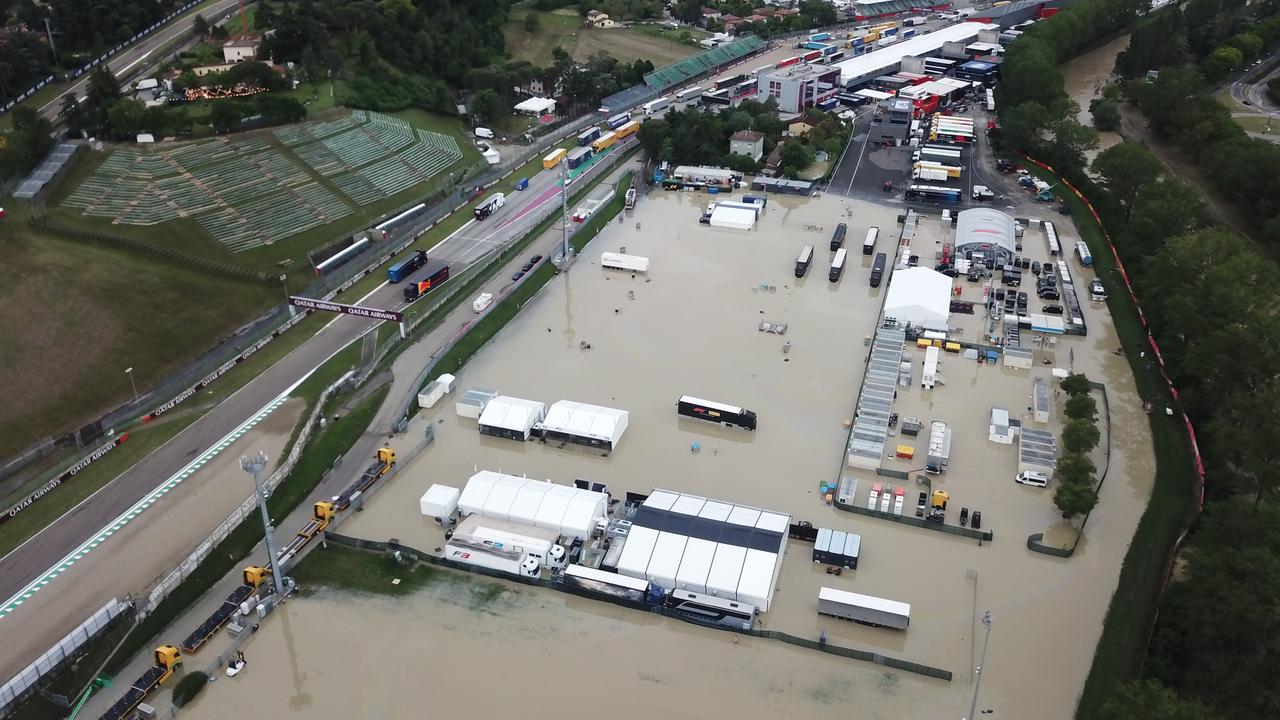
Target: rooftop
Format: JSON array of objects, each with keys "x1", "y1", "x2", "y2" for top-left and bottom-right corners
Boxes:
[{"x1": 730, "y1": 130, "x2": 765, "y2": 142}]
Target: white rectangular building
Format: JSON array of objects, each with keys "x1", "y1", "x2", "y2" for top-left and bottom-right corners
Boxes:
[
  {"x1": 709, "y1": 205, "x2": 757, "y2": 230},
  {"x1": 457, "y1": 471, "x2": 608, "y2": 540}
]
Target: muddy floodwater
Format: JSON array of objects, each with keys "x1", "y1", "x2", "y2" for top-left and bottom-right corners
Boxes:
[
  {"x1": 1061, "y1": 34, "x2": 1129, "y2": 164},
  {"x1": 184, "y1": 192, "x2": 1154, "y2": 720}
]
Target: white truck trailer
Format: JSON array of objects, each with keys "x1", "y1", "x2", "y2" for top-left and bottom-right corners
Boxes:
[
  {"x1": 926, "y1": 420, "x2": 951, "y2": 474},
  {"x1": 817, "y1": 586, "x2": 911, "y2": 630}
]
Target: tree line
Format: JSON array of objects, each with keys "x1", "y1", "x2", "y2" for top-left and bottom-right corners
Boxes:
[
  {"x1": 999, "y1": 0, "x2": 1280, "y2": 717},
  {"x1": 0, "y1": 0, "x2": 193, "y2": 104}
]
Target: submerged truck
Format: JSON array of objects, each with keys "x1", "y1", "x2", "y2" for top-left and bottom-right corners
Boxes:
[{"x1": 817, "y1": 586, "x2": 911, "y2": 630}]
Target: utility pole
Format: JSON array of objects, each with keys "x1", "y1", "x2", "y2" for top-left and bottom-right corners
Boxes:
[
  {"x1": 124, "y1": 367, "x2": 138, "y2": 403},
  {"x1": 43, "y1": 16, "x2": 58, "y2": 63},
  {"x1": 242, "y1": 452, "x2": 287, "y2": 598},
  {"x1": 281, "y1": 274, "x2": 295, "y2": 316},
  {"x1": 965, "y1": 611, "x2": 993, "y2": 720}
]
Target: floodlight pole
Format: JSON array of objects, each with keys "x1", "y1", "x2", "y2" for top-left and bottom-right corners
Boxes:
[
  {"x1": 560, "y1": 161, "x2": 571, "y2": 262},
  {"x1": 242, "y1": 452, "x2": 287, "y2": 598},
  {"x1": 964, "y1": 611, "x2": 993, "y2": 720}
]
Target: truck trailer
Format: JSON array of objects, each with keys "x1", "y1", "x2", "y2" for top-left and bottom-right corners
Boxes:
[
  {"x1": 98, "y1": 646, "x2": 182, "y2": 720},
  {"x1": 402, "y1": 262, "x2": 451, "y2": 302},
  {"x1": 387, "y1": 249, "x2": 428, "y2": 283},
  {"x1": 473, "y1": 192, "x2": 505, "y2": 221},
  {"x1": 817, "y1": 586, "x2": 910, "y2": 629},
  {"x1": 926, "y1": 420, "x2": 951, "y2": 474}
]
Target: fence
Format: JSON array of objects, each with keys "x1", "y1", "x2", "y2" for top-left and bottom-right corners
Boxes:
[
  {"x1": 834, "y1": 498, "x2": 995, "y2": 542},
  {"x1": 0, "y1": 598, "x2": 131, "y2": 714},
  {"x1": 324, "y1": 533, "x2": 953, "y2": 682},
  {"x1": 140, "y1": 371, "x2": 352, "y2": 616}
]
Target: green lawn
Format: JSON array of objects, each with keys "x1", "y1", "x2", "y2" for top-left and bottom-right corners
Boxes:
[
  {"x1": 290, "y1": 543, "x2": 445, "y2": 597},
  {"x1": 504, "y1": 8, "x2": 700, "y2": 67},
  {"x1": 1020, "y1": 164, "x2": 1203, "y2": 720}
]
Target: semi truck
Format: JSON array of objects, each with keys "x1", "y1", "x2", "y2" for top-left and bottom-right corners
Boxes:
[
  {"x1": 862, "y1": 227, "x2": 879, "y2": 255},
  {"x1": 795, "y1": 244, "x2": 814, "y2": 278},
  {"x1": 592, "y1": 131, "x2": 617, "y2": 152},
  {"x1": 817, "y1": 586, "x2": 911, "y2": 629},
  {"x1": 180, "y1": 566, "x2": 271, "y2": 653},
  {"x1": 642, "y1": 96, "x2": 671, "y2": 114},
  {"x1": 402, "y1": 262, "x2": 451, "y2": 302},
  {"x1": 473, "y1": 193, "x2": 505, "y2": 221},
  {"x1": 829, "y1": 248, "x2": 848, "y2": 282},
  {"x1": 543, "y1": 148, "x2": 567, "y2": 169},
  {"x1": 387, "y1": 249, "x2": 429, "y2": 283},
  {"x1": 870, "y1": 252, "x2": 887, "y2": 287},
  {"x1": 559, "y1": 563, "x2": 665, "y2": 605},
  {"x1": 614, "y1": 120, "x2": 641, "y2": 139},
  {"x1": 606, "y1": 112, "x2": 631, "y2": 130},
  {"x1": 99, "y1": 646, "x2": 182, "y2": 720},
  {"x1": 577, "y1": 126, "x2": 603, "y2": 146},
  {"x1": 830, "y1": 222, "x2": 847, "y2": 251},
  {"x1": 926, "y1": 420, "x2": 951, "y2": 474},
  {"x1": 566, "y1": 146, "x2": 594, "y2": 170},
  {"x1": 677, "y1": 395, "x2": 757, "y2": 430}
]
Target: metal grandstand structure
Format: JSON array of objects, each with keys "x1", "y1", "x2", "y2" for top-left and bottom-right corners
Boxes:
[
  {"x1": 60, "y1": 111, "x2": 463, "y2": 252},
  {"x1": 642, "y1": 36, "x2": 767, "y2": 90}
]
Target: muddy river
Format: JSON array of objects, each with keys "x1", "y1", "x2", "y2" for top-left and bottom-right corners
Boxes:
[
  {"x1": 1061, "y1": 34, "x2": 1130, "y2": 164},
  {"x1": 181, "y1": 192, "x2": 1154, "y2": 720}
]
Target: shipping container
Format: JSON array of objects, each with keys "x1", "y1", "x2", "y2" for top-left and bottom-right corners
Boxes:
[
  {"x1": 926, "y1": 421, "x2": 952, "y2": 473},
  {"x1": 614, "y1": 120, "x2": 641, "y2": 139}
]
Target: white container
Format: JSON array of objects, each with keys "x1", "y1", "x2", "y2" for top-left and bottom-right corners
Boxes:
[
  {"x1": 419, "y1": 483, "x2": 461, "y2": 521},
  {"x1": 473, "y1": 293, "x2": 494, "y2": 313},
  {"x1": 418, "y1": 381, "x2": 445, "y2": 409}
]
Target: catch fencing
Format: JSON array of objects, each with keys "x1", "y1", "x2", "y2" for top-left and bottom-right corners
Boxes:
[
  {"x1": 140, "y1": 371, "x2": 353, "y2": 616},
  {"x1": 324, "y1": 533, "x2": 953, "y2": 682},
  {"x1": 0, "y1": 598, "x2": 131, "y2": 714}
]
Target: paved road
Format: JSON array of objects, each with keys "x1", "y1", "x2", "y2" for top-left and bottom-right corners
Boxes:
[
  {"x1": 0, "y1": 137, "x2": 633, "y2": 678},
  {"x1": 35, "y1": 0, "x2": 242, "y2": 122}
]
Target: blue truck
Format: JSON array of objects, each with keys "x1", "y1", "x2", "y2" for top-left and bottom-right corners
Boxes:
[{"x1": 387, "y1": 250, "x2": 429, "y2": 283}]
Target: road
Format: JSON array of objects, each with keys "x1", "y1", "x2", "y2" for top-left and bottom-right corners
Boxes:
[
  {"x1": 35, "y1": 0, "x2": 242, "y2": 122},
  {"x1": 0, "y1": 137, "x2": 632, "y2": 680}
]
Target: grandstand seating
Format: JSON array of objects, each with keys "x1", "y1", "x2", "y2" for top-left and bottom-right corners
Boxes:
[
  {"x1": 61, "y1": 110, "x2": 464, "y2": 253},
  {"x1": 642, "y1": 36, "x2": 766, "y2": 90}
]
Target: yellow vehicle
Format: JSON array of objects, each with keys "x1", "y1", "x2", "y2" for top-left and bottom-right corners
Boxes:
[
  {"x1": 592, "y1": 131, "x2": 617, "y2": 153},
  {"x1": 543, "y1": 148, "x2": 567, "y2": 169},
  {"x1": 931, "y1": 489, "x2": 950, "y2": 509},
  {"x1": 100, "y1": 646, "x2": 183, "y2": 720},
  {"x1": 614, "y1": 120, "x2": 641, "y2": 140}
]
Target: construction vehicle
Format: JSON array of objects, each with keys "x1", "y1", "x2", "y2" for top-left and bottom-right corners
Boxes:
[
  {"x1": 98, "y1": 646, "x2": 181, "y2": 720},
  {"x1": 180, "y1": 566, "x2": 272, "y2": 653}
]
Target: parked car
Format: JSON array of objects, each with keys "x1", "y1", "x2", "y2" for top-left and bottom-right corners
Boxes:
[
  {"x1": 1031, "y1": 261, "x2": 1042, "y2": 275},
  {"x1": 995, "y1": 288, "x2": 1006, "y2": 301},
  {"x1": 529, "y1": 254, "x2": 543, "y2": 264},
  {"x1": 1038, "y1": 288, "x2": 1060, "y2": 300},
  {"x1": 521, "y1": 261, "x2": 534, "y2": 272},
  {"x1": 1015, "y1": 471, "x2": 1048, "y2": 487},
  {"x1": 1043, "y1": 304, "x2": 1064, "y2": 315},
  {"x1": 915, "y1": 492, "x2": 928, "y2": 517},
  {"x1": 971, "y1": 510, "x2": 982, "y2": 529},
  {"x1": 512, "y1": 270, "x2": 525, "y2": 281},
  {"x1": 1021, "y1": 257, "x2": 1031, "y2": 269}
]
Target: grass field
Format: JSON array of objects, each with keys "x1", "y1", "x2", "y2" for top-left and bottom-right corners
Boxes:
[
  {"x1": 1019, "y1": 164, "x2": 1202, "y2": 720},
  {"x1": 0, "y1": 218, "x2": 278, "y2": 456},
  {"x1": 504, "y1": 8, "x2": 701, "y2": 67}
]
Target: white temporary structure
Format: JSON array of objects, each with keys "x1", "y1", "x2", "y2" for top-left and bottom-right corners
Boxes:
[
  {"x1": 600, "y1": 252, "x2": 650, "y2": 273},
  {"x1": 539, "y1": 400, "x2": 630, "y2": 450},
  {"x1": 709, "y1": 205, "x2": 757, "y2": 230},
  {"x1": 456, "y1": 470, "x2": 607, "y2": 540},
  {"x1": 419, "y1": 483, "x2": 461, "y2": 521},
  {"x1": 478, "y1": 395, "x2": 545, "y2": 441},
  {"x1": 883, "y1": 267, "x2": 952, "y2": 331},
  {"x1": 514, "y1": 96, "x2": 557, "y2": 114}
]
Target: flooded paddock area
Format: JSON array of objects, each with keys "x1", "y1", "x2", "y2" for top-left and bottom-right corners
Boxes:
[{"x1": 184, "y1": 190, "x2": 1154, "y2": 720}]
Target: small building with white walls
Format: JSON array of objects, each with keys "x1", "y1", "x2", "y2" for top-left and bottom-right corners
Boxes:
[
  {"x1": 478, "y1": 395, "x2": 545, "y2": 441},
  {"x1": 514, "y1": 96, "x2": 557, "y2": 115},
  {"x1": 222, "y1": 36, "x2": 259, "y2": 63},
  {"x1": 883, "y1": 267, "x2": 952, "y2": 332},
  {"x1": 955, "y1": 208, "x2": 1017, "y2": 268},
  {"x1": 456, "y1": 471, "x2": 608, "y2": 540},
  {"x1": 538, "y1": 400, "x2": 629, "y2": 451}
]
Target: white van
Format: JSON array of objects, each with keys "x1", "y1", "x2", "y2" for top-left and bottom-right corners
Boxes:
[
  {"x1": 1015, "y1": 471, "x2": 1048, "y2": 488},
  {"x1": 475, "y1": 127, "x2": 495, "y2": 139}
]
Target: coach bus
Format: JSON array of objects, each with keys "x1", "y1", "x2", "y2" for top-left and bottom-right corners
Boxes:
[
  {"x1": 677, "y1": 395, "x2": 757, "y2": 430},
  {"x1": 560, "y1": 564, "x2": 662, "y2": 605},
  {"x1": 664, "y1": 589, "x2": 756, "y2": 630},
  {"x1": 905, "y1": 184, "x2": 962, "y2": 205}
]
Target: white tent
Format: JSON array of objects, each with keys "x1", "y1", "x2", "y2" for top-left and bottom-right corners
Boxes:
[
  {"x1": 955, "y1": 208, "x2": 1016, "y2": 266},
  {"x1": 478, "y1": 395, "x2": 545, "y2": 441},
  {"x1": 539, "y1": 400, "x2": 629, "y2": 450},
  {"x1": 883, "y1": 267, "x2": 952, "y2": 331},
  {"x1": 458, "y1": 471, "x2": 607, "y2": 540},
  {"x1": 514, "y1": 96, "x2": 557, "y2": 114},
  {"x1": 709, "y1": 205, "x2": 756, "y2": 230}
]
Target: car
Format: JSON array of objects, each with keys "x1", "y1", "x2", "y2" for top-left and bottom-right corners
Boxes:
[
  {"x1": 512, "y1": 270, "x2": 525, "y2": 281},
  {"x1": 521, "y1": 261, "x2": 534, "y2": 272},
  {"x1": 1021, "y1": 257, "x2": 1031, "y2": 269},
  {"x1": 529, "y1": 254, "x2": 542, "y2": 264},
  {"x1": 1017, "y1": 291, "x2": 1028, "y2": 306},
  {"x1": 1043, "y1": 304, "x2": 1064, "y2": 315},
  {"x1": 971, "y1": 510, "x2": 982, "y2": 529},
  {"x1": 995, "y1": 288, "x2": 1006, "y2": 301},
  {"x1": 938, "y1": 266, "x2": 959, "y2": 278},
  {"x1": 1039, "y1": 289, "x2": 1061, "y2": 301},
  {"x1": 1015, "y1": 471, "x2": 1049, "y2": 487},
  {"x1": 1032, "y1": 261, "x2": 1042, "y2": 275},
  {"x1": 915, "y1": 492, "x2": 927, "y2": 517}
]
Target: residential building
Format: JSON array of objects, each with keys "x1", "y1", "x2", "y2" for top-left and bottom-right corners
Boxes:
[
  {"x1": 757, "y1": 64, "x2": 841, "y2": 114},
  {"x1": 729, "y1": 130, "x2": 765, "y2": 162},
  {"x1": 222, "y1": 36, "x2": 259, "y2": 63}
]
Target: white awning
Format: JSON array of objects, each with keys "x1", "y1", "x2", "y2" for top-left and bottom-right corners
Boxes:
[{"x1": 514, "y1": 97, "x2": 557, "y2": 114}]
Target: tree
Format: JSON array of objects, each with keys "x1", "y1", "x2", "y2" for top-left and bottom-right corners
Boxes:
[
  {"x1": 1065, "y1": 393, "x2": 1098, "y2": 421},
  {"x1": 1092, "y1": 142, "x2": 1163, "y2": 215},
  {"x1": 1089, "y1": 97, "x2": 1121, "y2": 131},
  {"x1": 777, "y1": 141, "x2": 814, "y2": 178},
  {"x1": 1053, "y1": 476, "x2": 1098, "y2": 518},
  {"x1": 106, "y1": 99, "x2": 145, "y2": 140},
  {"x1": 1101, "y1": 680, "x2": 1217, "y2": 720},
  {"x1": 1060, "y1": 373, "x2": 1091, "y2": 396},
  {"x1": 524, "y1": 11, "x2": 541, "y2": 33},
  {"x1": 470, "y1": 88, "x2": 505, "y2": 124},
  {"x1": 1203, "y1": 46, "x2": 1243, "y2": 81},
  {"x1": 1119, "y1": 179, "x2": 1209, "y2": 261},
  {"x1": 59, "y1": 94, "x2": 85, "y2": 135},
  {"x1": 1062, "y1": 418, "x2": 1102, "y2": 454},
  {"x1": 210, "y1": 23, "x2": 229, "y2": 41},
  {"x1": 192, "y1": 13, "x2": 209, "y2": 38},
  {"x1": 1056, "y1": 451, "x2": 1096, "y2": 486},
  {"x1": 0, "y1": 106, "x2": 54, "y2": 177}
]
